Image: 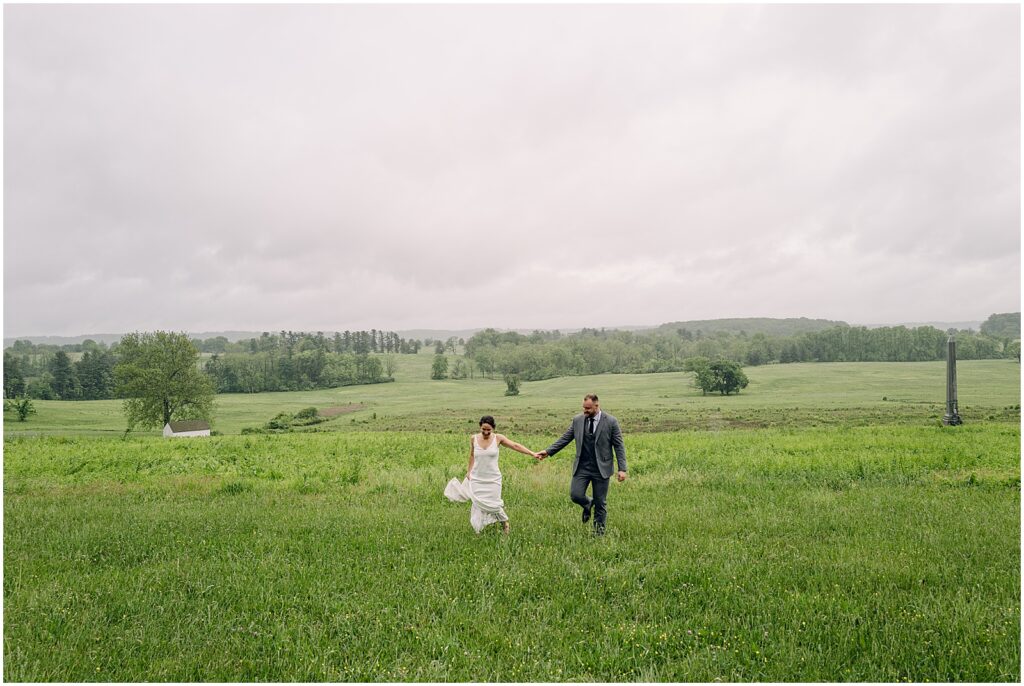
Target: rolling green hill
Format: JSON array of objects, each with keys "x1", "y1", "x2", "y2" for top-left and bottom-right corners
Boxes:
[{"x1": 656, "y1": 317, "x2": 847, "y2": 336}]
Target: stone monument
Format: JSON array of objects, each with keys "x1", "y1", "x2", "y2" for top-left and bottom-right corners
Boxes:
[{"x1": 943, "y1": 332, "x2": 962, "y2": 425}]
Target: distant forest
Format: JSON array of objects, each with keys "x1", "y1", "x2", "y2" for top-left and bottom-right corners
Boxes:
[
  {"x1": 458, "y1": 314, "x2": 1019, "y2": 382},
  {"x1": 3, "y1": 314, "x2": 1019, "y2": 399},
  {"x1": 656, "y1": 317, "x2": 849, "y2": 336},
  {"x1": 3, "y1": 330, "x2": 420, "y2": 400}
]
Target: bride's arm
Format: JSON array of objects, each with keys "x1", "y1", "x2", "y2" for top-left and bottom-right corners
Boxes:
[
  {"x1": 467, "y1": 437, "x2": 475, "y2": 479},
  {"x1": 498, "y1": 434, "x2": 539, "y2": 458}
]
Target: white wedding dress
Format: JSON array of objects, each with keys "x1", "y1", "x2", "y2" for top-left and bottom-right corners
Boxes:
[{"x1": 445, "y1": 435, "x2": 509, "y2": 533}]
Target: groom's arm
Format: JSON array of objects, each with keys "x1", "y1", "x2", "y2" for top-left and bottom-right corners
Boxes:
[
  {"x1": 544, "y1": 423, "x2": 575, "y2": 456},
  {"x1": 610, "y1": 418, "x2": 627, "y2": 473}
]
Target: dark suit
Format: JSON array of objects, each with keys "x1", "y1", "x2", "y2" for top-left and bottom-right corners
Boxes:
[{"x1": 545, "y1": 412, "x2": 627, "y2": 531}]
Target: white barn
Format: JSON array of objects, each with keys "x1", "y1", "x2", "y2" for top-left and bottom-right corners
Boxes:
[{"x1": 163, "y1": 420, "x2": 211, "y2": 438}]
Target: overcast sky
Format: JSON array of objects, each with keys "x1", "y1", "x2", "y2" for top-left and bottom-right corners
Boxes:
[{"x1": 4, "y1": 4, "x2": 1020, "y2": 337}]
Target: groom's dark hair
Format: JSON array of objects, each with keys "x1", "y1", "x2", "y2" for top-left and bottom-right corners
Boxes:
[
  {"x1": 479, "y1": 415, "x2": 496, "y2": 428},
  {"x1": 584, "y1": 394, "x2": 599, "y2": 402}
]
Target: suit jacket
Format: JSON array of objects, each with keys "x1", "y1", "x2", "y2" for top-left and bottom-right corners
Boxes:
[{"x1": 545, "y1": 412, "x2": 627, "y2": 479}]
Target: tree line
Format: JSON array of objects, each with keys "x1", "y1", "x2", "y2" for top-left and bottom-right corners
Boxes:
[
  {"x1": 446, "y1": 323, "x2": 1018, "y2": 383},
  {"x1": 204, "y1": 350, "x2": 391, "y2": 393},
  {"x1": 979, "y1": 312, "x2": 1021, "y2": 341},
  {"x1": 4, "y1": 348, "x2": 116, "y2": 400},
  {"x1": 3, "y1": 329, "x2": 416, "y2": 399},
  {"x1": 193, "y1": 330, "x2": 423, "y2": 355}
]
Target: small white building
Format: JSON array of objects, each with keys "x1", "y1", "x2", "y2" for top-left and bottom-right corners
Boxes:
[{"x1": 163, "y1": 420, "x2": 211, "y2": 438}]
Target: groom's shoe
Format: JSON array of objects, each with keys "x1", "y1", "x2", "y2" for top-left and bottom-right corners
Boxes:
[{"x1": 582, "y1": 504, "x2": 592, "y2": 523}]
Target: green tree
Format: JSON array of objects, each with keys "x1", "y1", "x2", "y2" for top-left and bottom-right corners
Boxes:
[
  {"x1": 202, "y1": 336, "x2": 229, "y2": 353},
  {"x1": 383, "y1": 353, "x2": 397, "y2": 378},
  {"x1": 10, "y1": 340, "x2": 34, "y2": 354},
  {"x1": 779, "y1": 342, "x2": 802, "y2": 363},
  {"x1": 431, "y1": 354, "x2": 449, "y2": 380},
  {"x1": 26, "y1": 374, "x2": 55, "y2": 400},
  {"x1": 709, "y1": 359, "x2": 749, "y2": 395},
  {"x1": 49, "y1": 350, "x2": 79, "y2": 399},
  {"x1": 352, "y1": 333, "x2": 370, "y2": 355},
  {"x1": 75, "y1": 349, "x2": 115, "y2": 399},
  {"x1": 1006, "y1": 340, "x2": 1021, "y2": 362},
  {"x1": 355, "y1": 354, "x2": 384, "y2": 383},
  {"x1": 980, "y1": 312, "x2": 1021, "y2": 340},
  {"x1": 503, "y1": 373, "x2": 521, "y2": 396},
  {"x1": 114, "y1": 331, "x2": 215, "y2": 431},
  {"x1": 684, "y1": 356, "x2": 713, "y2": 396},
  {"x1": 4, "y1": 351, "x2": 26, "y2": 398},
  {"x1": 693, "y1": 368, "x2": 715, "y2": 396},
  {"x1": 450, "y1": 358, "x2": 468, "y2": 380},
  {"x1": 689, "y1": 358, "x2": 748, "y2": 395},
  {"x1": 473, "y1": 347, "x2": 496, "y2": 378},
  {"x1": 4, "y1": 396, "x2": 36, "y2": 421},
  {"x1": 745, "y1": 333, "x2": 775, "y2": 366}
]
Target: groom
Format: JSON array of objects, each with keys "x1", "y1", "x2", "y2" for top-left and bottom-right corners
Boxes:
[{"x1": 538, "y1": 394, "x2": 627, "y2": 535}]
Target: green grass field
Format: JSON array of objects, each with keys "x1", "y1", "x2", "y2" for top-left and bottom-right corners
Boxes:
[
  {"x1": 3, "y1": 359, "x2": 1020, "y2": 680},
  {"x1": 3, "y1": 357, "x2": 1020, "y2": 436}
]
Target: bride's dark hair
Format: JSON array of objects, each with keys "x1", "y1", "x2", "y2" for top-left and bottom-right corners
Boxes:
[{"x1": 479, "y1": 415, "x2": 496, "y2": 429}]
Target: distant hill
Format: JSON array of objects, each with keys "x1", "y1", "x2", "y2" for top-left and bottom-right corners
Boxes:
[
  {"x1": 980, "y1": 313, "x2": 1021, "y2": 340},
  {"x1": 398, "y1": 325, "x2": 657, "y2": 341},
  {"x1": 864, "y1": 320, "x2": 983, "y2": 332},
  {"x1": 7, "y1": 315, "x2": 1016, "y2": 349},
  {"x1": 656, "y1": 317, "x2": 847, "y2": 336}
]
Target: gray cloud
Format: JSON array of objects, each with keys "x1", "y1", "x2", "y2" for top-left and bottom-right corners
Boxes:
[{"x1": 4, "y1": 4, "x2": 1019, "y2": 336}]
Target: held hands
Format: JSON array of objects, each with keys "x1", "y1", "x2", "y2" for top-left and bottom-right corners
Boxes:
[{"x1": 534, "y1": 450, "x2": 548, "y2": 461}]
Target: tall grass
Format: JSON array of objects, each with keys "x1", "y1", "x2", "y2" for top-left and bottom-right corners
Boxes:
[{"x1": 4, "y1": 424, "x2": 1019, "y2": 681}]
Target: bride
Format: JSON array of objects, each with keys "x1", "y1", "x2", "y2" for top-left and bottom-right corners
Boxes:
[{"x1": 444, "y1": 415, "x2": 539, "y2": 534}]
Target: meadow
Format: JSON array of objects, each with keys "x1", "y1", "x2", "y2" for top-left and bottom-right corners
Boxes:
[
  {"x1": 4, "y1": 357, "x2": 1021, "y2": 436},
  {"x1": 3, "y1": 358, "x2": 1020, "y2": 680}
]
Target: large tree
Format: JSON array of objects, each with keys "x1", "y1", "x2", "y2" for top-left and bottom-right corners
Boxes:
[
  {"x1": 75, "y1": 349, "x2": 116, "y2": 399},
  {"x1": 49, "y1": 350, "x2": 80, "y2": 400},
  {"x1": 3, "y1": 351, "x2": 26, "y2": 398},
  {"x1": 689, "y1": 357, "x2": 749, "y2": 396},
  {"x1": 431, "y1": 354, "x2": 449, "y2": 380},
  {"x1": 114, "y1": 331, "x2": 215, "y2": 430},
  {"x1": 685, "y1": 357, "x2": 714, "y2": 396},
  {"x1": 708, "y1": 359, "x2": 750, "y2": 396}
]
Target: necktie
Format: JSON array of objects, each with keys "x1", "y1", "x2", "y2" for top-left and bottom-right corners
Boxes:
[{"x1": 586, "y1": 416, "x2": 594, "y2": 435}]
